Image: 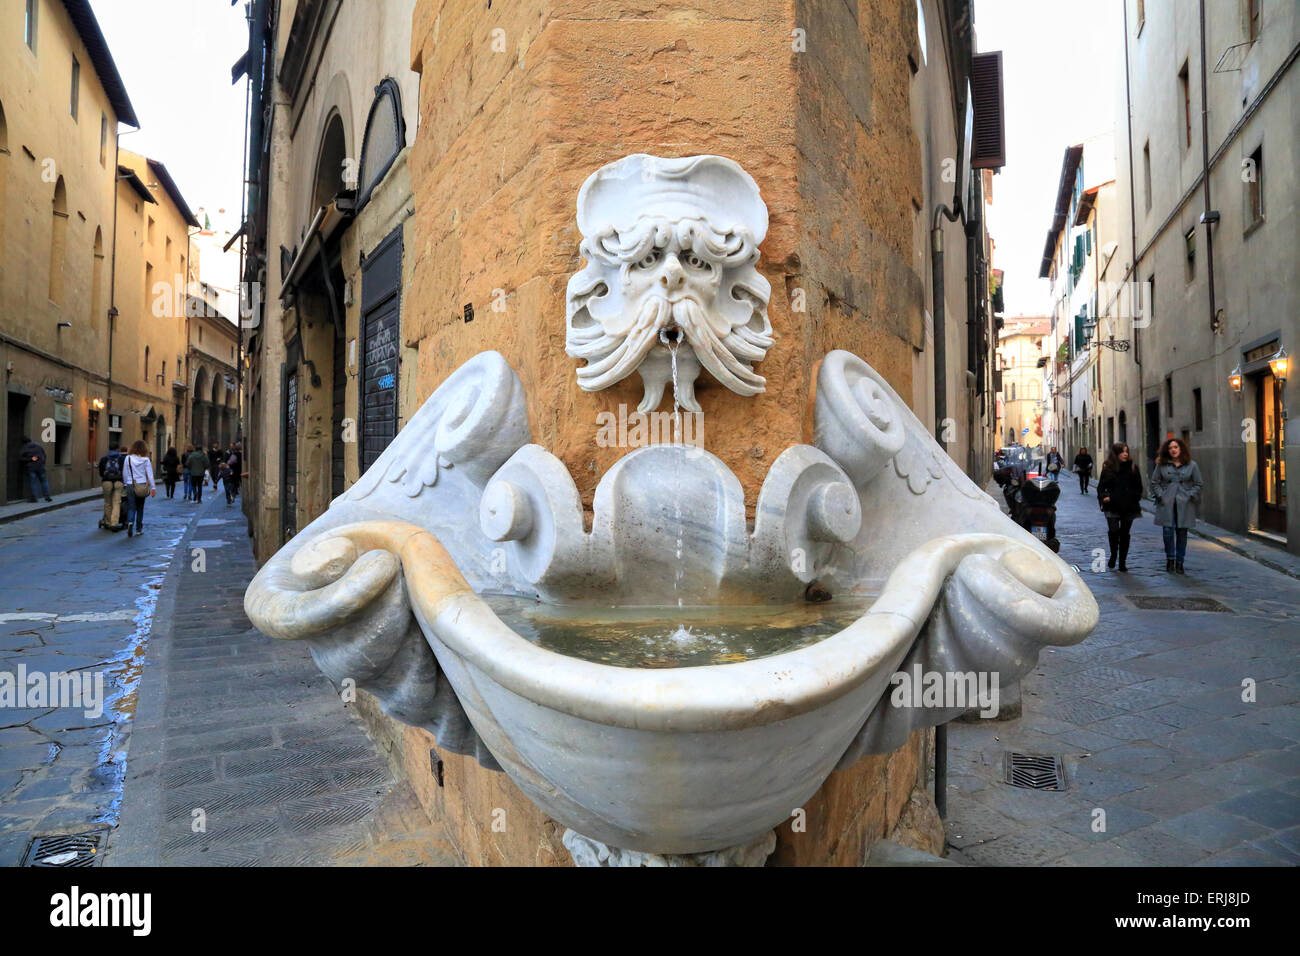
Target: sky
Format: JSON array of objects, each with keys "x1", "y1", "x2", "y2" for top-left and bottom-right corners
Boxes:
[
  {"x1": 90, "y1": 0, "x2": 249, "y2": 225},
  {"x1": 974, "y1": 0, "x2": 1124, "y2": 318}
]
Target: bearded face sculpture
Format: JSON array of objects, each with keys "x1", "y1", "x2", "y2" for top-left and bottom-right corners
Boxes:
[{"x1": 565, "y1": 155, "x2": 774, "y2": 413}]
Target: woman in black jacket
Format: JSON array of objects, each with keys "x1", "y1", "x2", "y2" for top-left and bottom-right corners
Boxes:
[
  {"x1": 162, "y1": 447, "x2": 181, "y2": 498},
  {"x1": 1096, "y1": 442, "x2": 1143, "y2": 572},
  {"x1": 1073, "y1": 447, "x2": 1094, "y2": 494}
]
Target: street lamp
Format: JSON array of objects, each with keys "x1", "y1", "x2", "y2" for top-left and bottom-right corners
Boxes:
[
  {"x1": 1228, "y1": 364, "x2": 1242, "y2": 393},
  {"x1": 1269, "y1": 346, "x2": 1289, "y2": 382}
]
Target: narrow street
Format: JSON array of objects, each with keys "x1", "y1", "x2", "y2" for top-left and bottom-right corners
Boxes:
[
  {"x1": 0, "y1": 493, "x2": 188, "y2": 864},
  {"x1": 947, "y1": 477, "x2": 1300, "y2": 865},
  {"x1": 0, "y1": 492, "x2": 451, "y2": 867}
]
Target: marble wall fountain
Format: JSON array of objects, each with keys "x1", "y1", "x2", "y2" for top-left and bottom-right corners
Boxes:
[{"x1": 245, "y1": 154, "x2": 1098, "y2": 866}]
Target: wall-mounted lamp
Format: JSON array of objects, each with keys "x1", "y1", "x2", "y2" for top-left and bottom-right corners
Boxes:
[
  {"x1": 57, "y1": 321, "x2": 72, "y2": 330},
  {"x1": 92, "y1": 398, "x2": 106, "y2": 410},
  {"x1": 1228, "y1": 364, "x2": 1243, "y2": 393},
  {"x1": 1269, "y1": 346, "x2": 1289, "y2": 383}
]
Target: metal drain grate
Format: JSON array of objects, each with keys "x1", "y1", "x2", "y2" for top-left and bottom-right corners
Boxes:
[
  {"x1": 1004, "y1": 752, "x2": 1066, "y2": 791},
  {"x1": 23, "y1": 833, "x2": 103, "y2": 867},
  {"x1": 1127, "y1": 596, "x2": 1233, "y2": 613}
]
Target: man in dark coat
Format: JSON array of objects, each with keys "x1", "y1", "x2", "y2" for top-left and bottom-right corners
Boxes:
[{"x1": 18, "y1": 437, "x2": 51, "y2": 502}]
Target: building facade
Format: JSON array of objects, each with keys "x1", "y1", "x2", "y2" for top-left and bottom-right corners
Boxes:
[
  {"x1": 1105, "y1": 0, "x2": 1298, "y2": 551},
  {"x1": 996, "y1": 317, "x2": 1049, "y2": 449},
  {"x1": 109, "y1": 149, "x2": 200, "y2": 462},
  {"x1": 1040, "y1": 134, "x2": 1123, "y2": 462},
  {"x1": 1, "y1": 0, "x2": 137, "y2": 501}
]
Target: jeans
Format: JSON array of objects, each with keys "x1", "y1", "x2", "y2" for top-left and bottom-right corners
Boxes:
[
  {"x1": 1078, "y1": 472, "x2": 1090, "y2": 493},
  {"x1": 1047, "y1": 470, "x2": 1059, "y2": 482},
  {"x1": 126, "y1": 490, "x2": 147, "y2": 531},
  {"x1": 165, "y1": 478, "x2": 176, "y2": 498},
  {"x1": 1162, "y1": 503, "x2": 1187, "y2": 560},
  {"x1": 26, "y1": 467, "x2": 50, "y2": 500},
  {"x1": 182, "y1": 473, "x2": 192, "y2": 499},
  {"x1": 191, "y1": 475, "x2": 203, "y2": 503}
]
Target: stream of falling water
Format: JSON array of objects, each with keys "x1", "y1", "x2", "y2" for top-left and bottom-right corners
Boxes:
[{"x1": 666, "y1": 331, "x2": 685, "y2": 609}]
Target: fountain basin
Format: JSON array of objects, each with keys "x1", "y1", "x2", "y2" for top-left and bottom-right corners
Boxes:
[{"x1": 263, "y1": 519, "x2": 1085, "y2": 854}]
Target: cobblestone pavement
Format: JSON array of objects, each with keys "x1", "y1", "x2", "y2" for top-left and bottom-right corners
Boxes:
[
  {"x1": 946, "y1": 478, "x2": 1300, "y2": 866},
  {"x1": 0, "y1": 489, "x2": 454, "y2": 866},
  {"x1": 0, "y1": 492, "x2": 189, "y2": 865}
]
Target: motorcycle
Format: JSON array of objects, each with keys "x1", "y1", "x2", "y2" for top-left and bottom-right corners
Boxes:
[{"x1": 993, "y1": 468, "x2": 1060, "y2": 552}]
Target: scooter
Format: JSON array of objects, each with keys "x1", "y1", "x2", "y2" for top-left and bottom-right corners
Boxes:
[{"x1": 1015, "y1": 475, "x2": 1061, "y2": 553}]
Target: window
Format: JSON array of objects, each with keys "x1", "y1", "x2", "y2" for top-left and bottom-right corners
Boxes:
[
  {"x1": 24, "y1": 0, "x2": 37, "y2": 51},
  {"x1": 70, "y1": 56, "x2": 80, "y2": 119},
  {"x1": 161, "y1": 360, "x2": 167, "y2": 385},
  {"x1": 1178, "y1": 61, "x2": 1191, "y2": 150},
  {"x1": 165, "y1": 235, "x2": 172, "y2": 267},
  {"x1": 357, "y1": 79, "x2": 407, "y2": 206},
  {"x1": 1193, "y1": 387, "x2": 1203, "y2": 431},
  {"x1": 99, "y1": 114, "x2": 107, "y2": 166},
  {"x1": 1185, "y1": 227, "x2": 1196, "y2": 279},
  {"x1": 145, "y1": 346, "x2": 150, "y2": 381},
  {"x1": 1142, "y1": 142, "x2": 1152, "y2": 211},
  {"x1": 1165, "y1": 375, "x2": 1173, "y2": 417},
  {"x1": 1246, "y1": 144, "x2": 1265, "y2": 230},
  {"x1": 1248, "y1": 0, "x2": 1261, "y2": 42},
  {"x1": 145, "y1": 261, "x2": 153, "y2": 317},
  {"x1": 1148, "y1": 272, "x2": 1156, "y2": 322},
  {"x1": 91, "y1": 226, "x2": 104, "y2": 325},
  {"x1": 147, "y1": 215, "x2": 155, "y2": 245},
  {"x1": 49, "y1": 177, "x2": 67, "y2": 303},
  {"x1": 1009, "y1": 381, "x2": 1016, "y2": 401}
]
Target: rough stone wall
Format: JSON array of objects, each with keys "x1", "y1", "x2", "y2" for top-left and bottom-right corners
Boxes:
[{"x1": 386, "y1": 0, "x2": 946, "y2": 866}]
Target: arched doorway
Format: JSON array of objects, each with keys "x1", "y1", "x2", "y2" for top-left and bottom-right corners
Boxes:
[{"x1": 191, "y1": 366, "x2": 208, "y2": 446}]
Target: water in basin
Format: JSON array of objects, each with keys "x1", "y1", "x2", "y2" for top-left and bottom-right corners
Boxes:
[{"x1": 482, "y1": 595, "x2": 875, "y2": 668}]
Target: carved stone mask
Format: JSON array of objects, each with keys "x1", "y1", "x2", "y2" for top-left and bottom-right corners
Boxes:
[{"x1": 565, "y1": 154, "x2": 774, "y2": 413}]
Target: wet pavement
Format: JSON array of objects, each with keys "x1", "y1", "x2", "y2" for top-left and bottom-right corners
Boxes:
[
  {"x1": 946, "y1": 477, "x2": 1300, "y2": 865},
  {"x1": 0, "y1": 490, "x2": 189, "y2": 864}
]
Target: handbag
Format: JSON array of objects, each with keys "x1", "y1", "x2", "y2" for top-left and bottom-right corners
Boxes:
[{"x1": 127, "y1": 458, "x2": 149, "y2": 498}]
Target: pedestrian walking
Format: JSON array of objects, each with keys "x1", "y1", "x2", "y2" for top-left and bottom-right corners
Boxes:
[
  {"x1": 123, "y1": 439, "x2": 156, "y2": 537},
  {"x1": 1045, "y1": 447, "x2": 1065, "y2": 483},
  {"x1": 187, "y1": 445, "x2": 210, "y2": 504},
  {"x1": 218, "y1": 458, "x2": 237, "y2": 506},
  {"x1": 1097, "y1": 442, "x2": 1143, "y2": 572},
  {"x1": 17, "y1": 436, "x2": 52, "y2": 503},
  {"x1": 208, "y1": 443, "x2": 224, "y2": 489},
  {"x1": 225, "y1": 442, "x2": 243, "y2": 499},
  {"x1": 181, "y1": 444, "x2": 194, "y2": 500},
  {"x1": 1151, "y1": 437, "x2": 1202, "y2": 574},
  {"x1": 1073, "y1": 447, "x2": 1093, "y2": 494},
  {"x1": 162, "y1": 446, "x2": 181, "y2": 499},
  {"x1": 96, "y1": 444, "x2": 128, "y2": 531}
]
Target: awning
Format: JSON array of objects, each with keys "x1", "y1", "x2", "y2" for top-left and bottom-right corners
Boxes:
[
  {"x1": 279, "y1": 199, "x2": 355, "y2": 301},
  {"x1": 222, "y1": 220, "x2": 247, "y2": 252},
  {"x1": 1073, "y1": 185, "x2": 1100, "y2": 227},
  {"x1": 118, "y1": 166, "x2": 157, "y2": 204}
]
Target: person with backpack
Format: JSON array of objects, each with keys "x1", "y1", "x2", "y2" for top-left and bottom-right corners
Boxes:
[
  {"x1": 187, "y1": 444, "x2": 210, "y2": 504},
  {"x1": 122, "y1": 439, "x2": 156, "y2": 537},
  {"x1": 97, "y1": 444, "x2": 128, "y2": 530},
  {"x1": 17, "y1": 436, "x2": 51, "y2": 503},
  {"x1": 1097, "y1": 442, "x2": 1143, "y2": 573},
  {"x1": 1072, "y1": 447, "x2": 1094, "y2": 494},
  {"x1": 162, "y1": 446, "x2": 181, "y2": 499},
  {"x1": 1151, "y1": 437, "x2": 1203, "y2": 574}
]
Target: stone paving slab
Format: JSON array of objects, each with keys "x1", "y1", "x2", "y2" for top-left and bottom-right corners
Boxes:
[
  {"x1": 108, "y1": 494, "x2": 457, "y2": 866},
  {"x1": 945, "y1": 478, "x2": 1300, "y2": 865}
]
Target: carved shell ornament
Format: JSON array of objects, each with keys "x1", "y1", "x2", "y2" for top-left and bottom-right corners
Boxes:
[{"x1": 565, "y1": 154, "x2": 775, "y2": 413}]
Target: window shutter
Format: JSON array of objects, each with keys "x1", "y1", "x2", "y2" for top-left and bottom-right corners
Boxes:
[{"x1": 970, "y1": 52, "x2": 1006, "y2": 169}]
